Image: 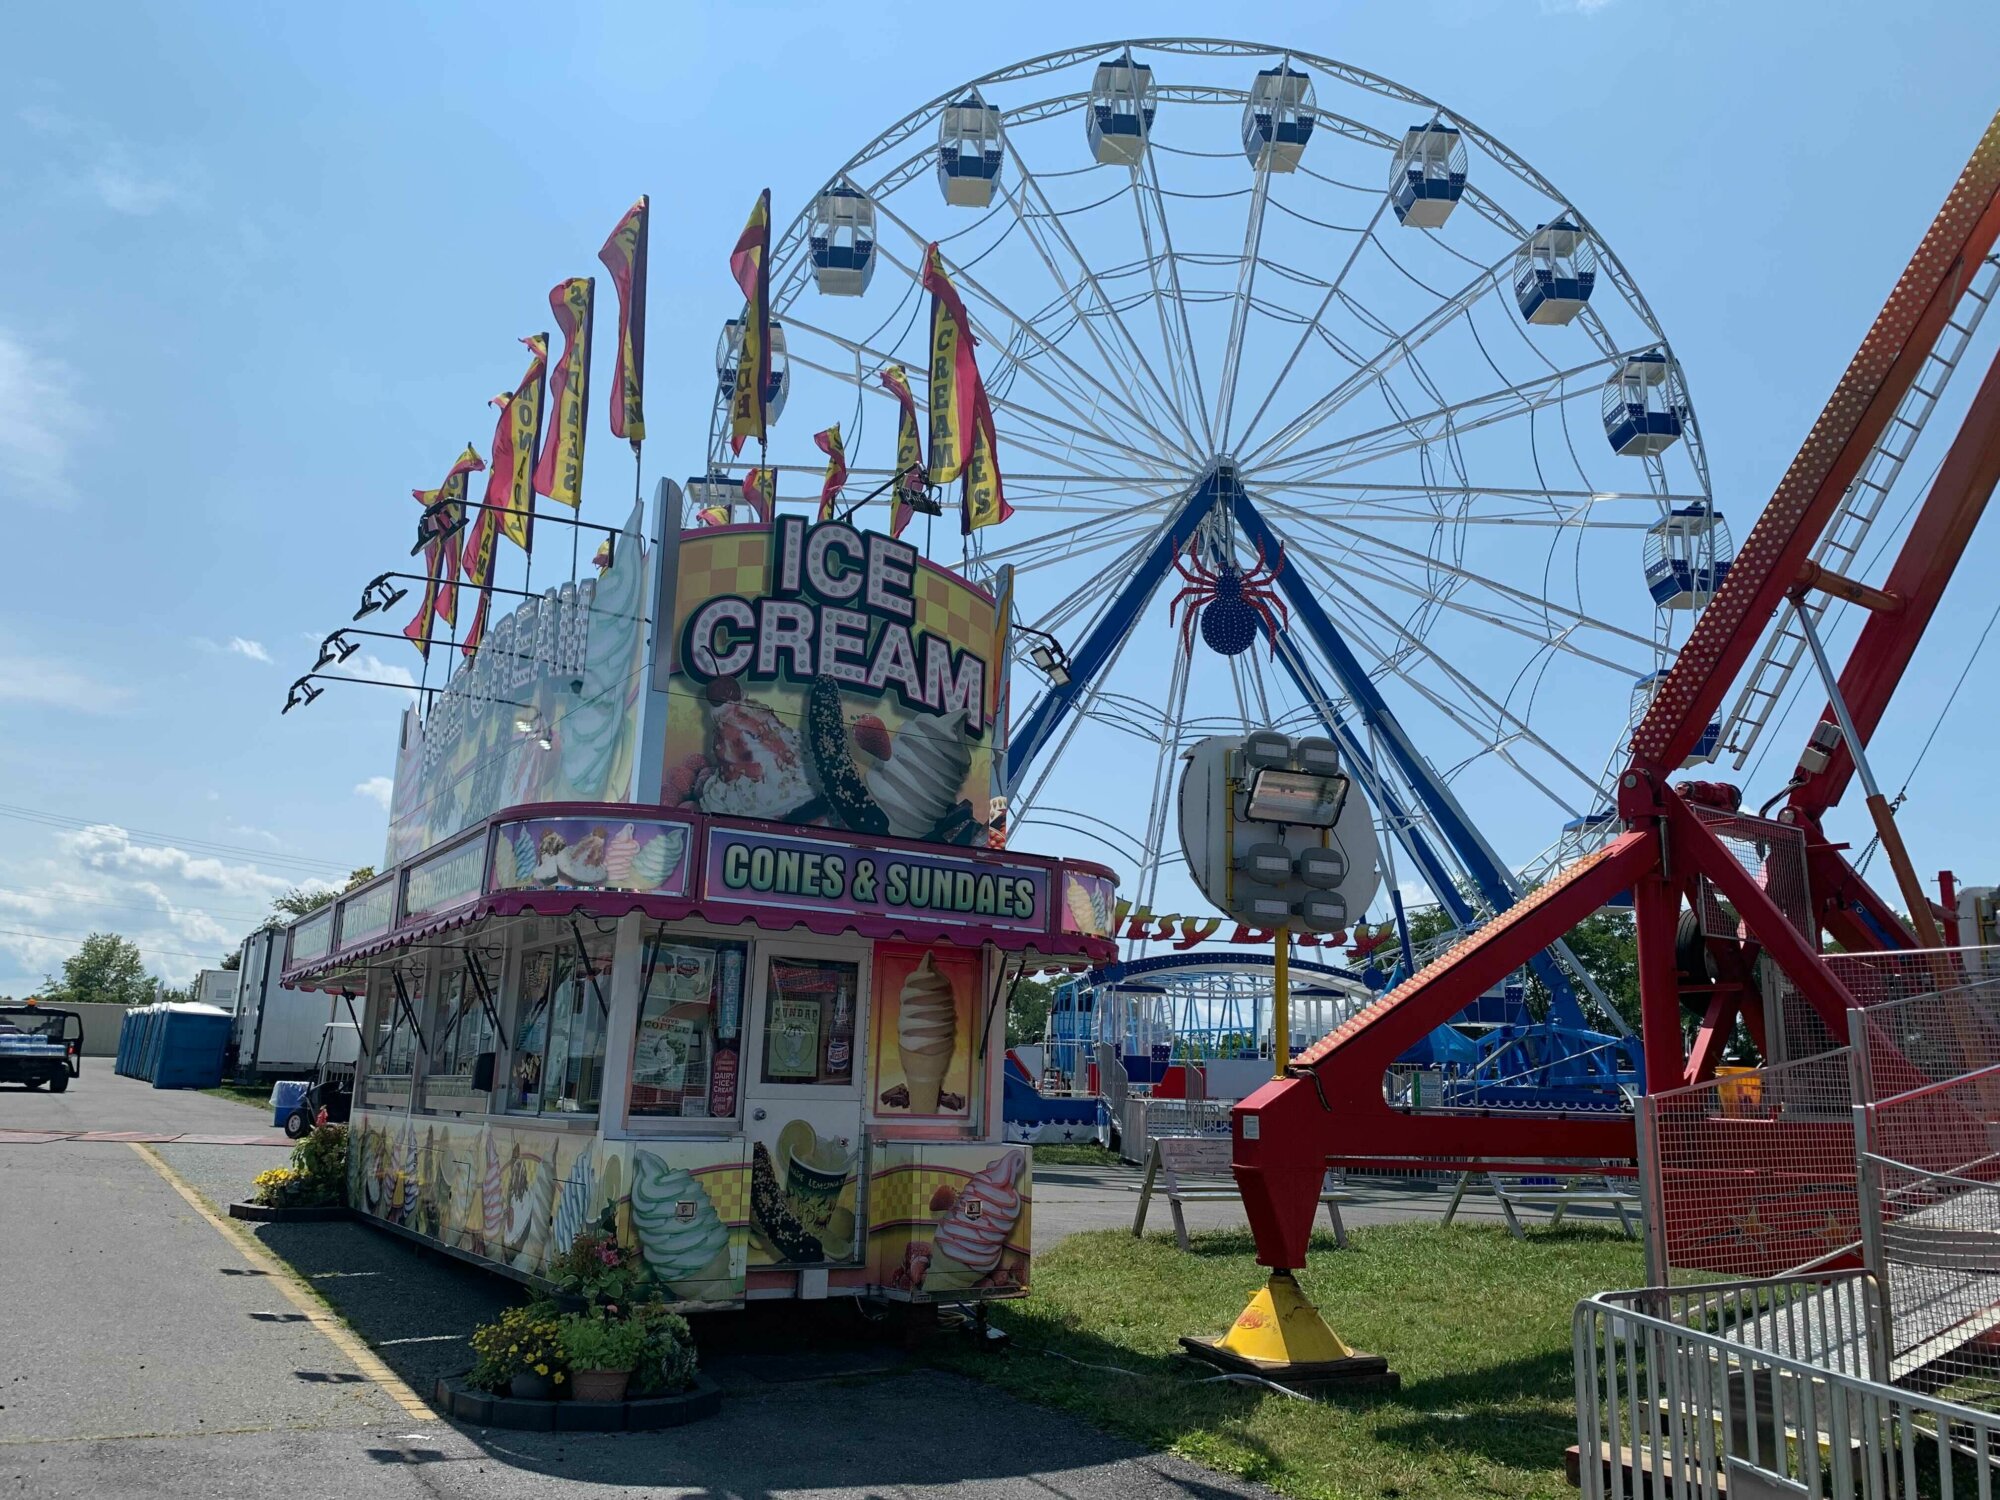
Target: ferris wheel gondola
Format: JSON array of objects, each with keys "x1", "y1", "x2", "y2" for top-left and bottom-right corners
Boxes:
[{"x1": 698, "y1": 39, "x2": 1719, "y2": 1019}]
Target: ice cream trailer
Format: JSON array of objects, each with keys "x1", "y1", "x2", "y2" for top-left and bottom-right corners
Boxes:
[{"x1": 277, "y1": 501, "x2": 1119, "y2": 1308}]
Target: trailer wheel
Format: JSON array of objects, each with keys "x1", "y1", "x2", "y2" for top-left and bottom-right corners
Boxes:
[
  {"x1": 48, "y1": 1073, "x2": 68, "y2": 1094},
  {"x1": 283, "y1": 1109, "x2": 311, "y2": 1139}
]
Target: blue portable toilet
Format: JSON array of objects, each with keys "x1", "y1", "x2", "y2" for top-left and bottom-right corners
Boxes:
[{"x1": 150, "y1": 1003, "x2": 232, "y2": 1089}]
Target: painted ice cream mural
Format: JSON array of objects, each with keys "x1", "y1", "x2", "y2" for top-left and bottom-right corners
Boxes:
[
  {"x1": 874, "y1": 945, "x2": 978, "y2": 1117},
  {"x1": 663, "y1": 518, "x2": 1003, "y2": 848},
  {"x1": 382, "y1": 500, "x2": 651, "y2": 864},
  {"x1": 489, "y1": 817, "x2": 692, "y2": 896},
  {"x1": 896, "y1": 955, "x2": 958, "y2": 1113},
  {"x1": 885, "y1": 1148, "x2": 1030, "y2": 1294}
]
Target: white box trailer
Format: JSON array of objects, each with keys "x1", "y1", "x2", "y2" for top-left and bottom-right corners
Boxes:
[
  {"x1": 194, "y1": 969, "x2": 238, "y2": 1010},
  {"x1": 232, "y1": 927, "x2": 342, "y2": 1077}
]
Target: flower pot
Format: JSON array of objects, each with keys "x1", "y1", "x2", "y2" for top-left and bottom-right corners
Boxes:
[
  {"x1": 511, "y1": 1370, "x2": 559, "y2": 1401},
  {"x1": 571, "y1": 1368, "x2": 631, "y2": 1403}
]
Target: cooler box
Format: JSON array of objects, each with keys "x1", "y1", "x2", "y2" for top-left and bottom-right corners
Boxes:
[{"x1": 271, "y1": 1079, "x2": 311, "y2": 1126}]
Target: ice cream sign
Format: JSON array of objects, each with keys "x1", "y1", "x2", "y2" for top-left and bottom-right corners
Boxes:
[
  {"x1": 704, "y1": 827, "x2": 1046, "y2": 934},
  {"x1": 661, "y1": 520, "x2": 1003, "y2": 847}
]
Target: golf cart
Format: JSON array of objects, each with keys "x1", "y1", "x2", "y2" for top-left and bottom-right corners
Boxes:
[
  {"x1": 0, "y1": 1004, "x2": 83, "y2": 1092},
  {"x1": 276, "y1": 1020, "x2": 359, "y2": 1138}
]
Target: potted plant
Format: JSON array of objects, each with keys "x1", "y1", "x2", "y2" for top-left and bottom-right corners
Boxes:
[
  {"x1": 629, "y1": 1302, "x2": 699, "y2": 1396},
  {"x1": 469, "y1": 1304, "x2": 569, "y2": 1401},
  {"x1": 548, "y1": 1221, "x2": 656, "y2": 1310},
  {"x1": 239, "y1": 1123, "x2": 350, "y2": 1219},
  {"x1": 559, "y1": 1310, "x2": 646, "y2": 1403}
]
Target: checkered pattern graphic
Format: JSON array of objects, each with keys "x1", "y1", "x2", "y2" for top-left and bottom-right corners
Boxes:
[
  {"x1": 689, "y1": 1161, "x2": 752, "y2": 1228},
  {"x1": 866, "y1": 1158, "x2": 1033, "y2": 1239}
]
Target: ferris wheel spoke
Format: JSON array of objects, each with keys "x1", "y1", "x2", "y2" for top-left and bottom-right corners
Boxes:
[
  {"x1": 1210, "y1": 151, "x2": 1275, "y2": 450},
  {"x1": 1292, "y1": 550, "x2": 1622, "y2": 800},
  {"x1": 994, "y1": 145, "x2": 1208, "y2": 455},
  {"x1": 1235, "y1": 234, "x2": 1530, "y2": 473},
  {"x1": 1227, "y1": 187, "x2": 1402, "y2": 459},
  {"x1": 865, "y1": 205, "x2": 1198, "y2": 468},
  {"x1": 1257, "y1": 493, "x2": 1660, "y2": 654},
  {"x1": 1250, "y1": 345, "x2": 1640, "y2": 485},
  {"x1": 1133, "y1": 147, "x2": 1215, "y2": 450}
]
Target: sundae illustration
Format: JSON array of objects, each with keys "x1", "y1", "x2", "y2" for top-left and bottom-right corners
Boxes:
[
  {"x1": 885, "y1": 954, "x2": 960, "y2": 1114},
  {"x1": 630, "y1": 1151, "x2": 734, "y2": 1289},
  {"x1": 693, "y1": 680, "x2": 816, "y2": 821}
]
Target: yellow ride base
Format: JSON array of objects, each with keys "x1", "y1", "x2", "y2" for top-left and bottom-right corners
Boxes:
[{"x1": 1179, "y1": 1272, "x2": 1400, "y2": 1390}]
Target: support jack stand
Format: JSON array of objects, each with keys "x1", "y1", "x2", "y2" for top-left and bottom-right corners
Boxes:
[{"x1": 1179, "y1": 1272, "x2": 1399, "y2": 1394}]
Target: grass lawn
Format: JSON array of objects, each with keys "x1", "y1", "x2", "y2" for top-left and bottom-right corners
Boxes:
[
  {"x1": 1031, "y1": 1142, "x2": 1124, "y2": 1168},
  {"x1": 935, "y1": 1221, "x2": 1643, "y2": 1500},
  {"x1": 201, "y1": 1082, "x2": 275, "y2": 1110}
]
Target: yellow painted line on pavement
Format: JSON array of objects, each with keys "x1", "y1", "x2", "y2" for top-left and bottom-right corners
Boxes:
[{"x1": 130, "y1": 1142, "x2": 435, "y2": 1422}]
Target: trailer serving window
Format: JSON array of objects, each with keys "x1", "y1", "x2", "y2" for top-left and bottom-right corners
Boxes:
[
  {"x1": 627, "y1": 929, "x2": 749, "y2": 1122},
  {"x1": 362, "y1": 966, "x2": 421, "y2": 1110},
  {"x1": 507, "y1": 937, "x2": 611, "y2": 1116},
  {"x1": 422, "y1": 965, "x2": 497, "y2": 1115}
]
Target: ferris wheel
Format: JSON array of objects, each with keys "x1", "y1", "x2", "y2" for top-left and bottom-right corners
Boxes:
[{"x1": 695, "y1": 38, "x2": 1721, "y2": 993}]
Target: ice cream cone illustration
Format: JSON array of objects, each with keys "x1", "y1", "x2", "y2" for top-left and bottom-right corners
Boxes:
[
  {"x1": 932, "y1": 1150, "x2": 1026, "y2": 1279},
  {"x1": 630, "y1": 1151, "x2": 734, "y2": 1291},
  {"x1": 896, "y1": 953, "x2": 959, "y2": 1113}
]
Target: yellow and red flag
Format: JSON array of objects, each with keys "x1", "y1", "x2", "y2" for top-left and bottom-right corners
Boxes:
[
  {"x1": 921, "y1": 244, "x2": 1010, "y2": 533},
  {"x1": 728, "y1": 190, "x2": 772, "y2": 456},
  {"x1": 488, "y1": 334, "x2": 547, "y2": 553},
  {"x1": 922, "y1": 243, "x2": 976, "y2": 485},
  {"x1": 879, "y1": 364, "x2": 924, "y2": 538},
  {"x1": 741, "y1": 465, "x2": 775, "y2": 524},
  {"x1": 813, "y1": 424, "x2": 847, "y2": 522},
  {"x1": 962, "y1": 386, "x2": 1010, "y2": 533},
  {"x1": 404, "y1": 445, "x2": 485, "y2": 655},
  {"x1": 411, "y1": 445, "x2": 486, "y2": 631},
  {"x1": 598, "y1": 196, "x2": 648, "y2": 444},
  {"x1": 696, "y1": 503, "x2": 732, "y2": 527},
  {"x1": 533, "y1": 278, "x2": 593, "y2": 507}
]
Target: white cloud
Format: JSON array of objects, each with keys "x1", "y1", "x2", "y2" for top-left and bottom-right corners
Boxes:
[
  {"x1": 354, "y1": 776, "x2": 395, "y2": 812},
  {"x1": 194, "y1": 635, "x2": 274, "y2": 664},
  {"x1": 19, "y1": 107, "x2": 195, "y2": 216},
  {"x1": 350, "y1": 652, "x2": 419, "y2": 691},
  {"x1": 0, "y1": 328, "x2": 84, "y2": 507},
  {"x1": 0, "y1": 828, "x2": 343, "y2": 993},
  {"x1": 0, "y1": 652, "x2": 127, "y2": 713}
]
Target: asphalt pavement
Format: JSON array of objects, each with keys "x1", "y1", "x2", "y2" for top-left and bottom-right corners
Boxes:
[{"x1": 1, "y1": 1072, "x2": 1286, "y2": 1500}]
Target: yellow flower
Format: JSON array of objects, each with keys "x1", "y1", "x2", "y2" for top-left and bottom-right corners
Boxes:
[
  {"x1": 509, "y1": 1345, "x2": 518, "y2": 1354},
  {"x1": 553, "y1": 1372, "x2": 566, "y2": 1384},
  {"x1": 534, "y1": 1363, "x2": 548, "y2": 1376}
]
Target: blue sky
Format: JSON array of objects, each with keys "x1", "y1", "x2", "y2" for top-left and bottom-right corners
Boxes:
[{"x1": 2, "y1": 1, "x2": 1998, "y2": 995}]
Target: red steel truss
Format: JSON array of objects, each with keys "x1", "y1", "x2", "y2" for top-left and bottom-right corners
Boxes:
[{"x1": 1234, "y1": 109, "x2": 2000, "y2": 1273}]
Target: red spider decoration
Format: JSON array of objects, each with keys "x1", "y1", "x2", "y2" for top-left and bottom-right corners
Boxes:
[{"x1": 1168, "y1": 538, "x2": 1289, "y2": 658}]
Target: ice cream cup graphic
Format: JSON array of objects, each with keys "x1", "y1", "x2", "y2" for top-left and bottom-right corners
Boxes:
[
  {"x1": 897, "y1": 953, "x2": 959, "y2": 1113},
  {"x1": 778, "y1": 1120, "x2": 848, "y2": 1234}
]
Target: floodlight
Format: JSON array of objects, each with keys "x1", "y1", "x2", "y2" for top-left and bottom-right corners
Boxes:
[{"x1": 1245, "y1": 767, "x2": 1350, "y2": 828}]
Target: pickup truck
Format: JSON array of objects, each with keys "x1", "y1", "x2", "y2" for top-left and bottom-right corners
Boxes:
[{"x1": 0, "y1": 1006, "x2": 83, "y2": 1092}]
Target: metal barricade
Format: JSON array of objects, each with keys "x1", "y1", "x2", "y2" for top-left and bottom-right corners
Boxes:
[
  {"x1": 1118, "y1": 1095, "x2": 1231, "y2": 1165},
  {"x1": 1575, "y1": 1273, "x2": 2000, "y2": 1498}
]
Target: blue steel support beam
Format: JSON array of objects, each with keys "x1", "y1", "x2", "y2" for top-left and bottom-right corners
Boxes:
[
  {"x1": 1005, "y1": 469, "x2": 1227, "y2": 787},
  {"x1": 1233, "y1": 489, "x2": 1581, "y2": 1009}
]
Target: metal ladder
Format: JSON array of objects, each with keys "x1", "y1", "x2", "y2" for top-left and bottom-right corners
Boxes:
[{"x1": 1717, "y1": 253, "x2": 2000, "y2": 769}]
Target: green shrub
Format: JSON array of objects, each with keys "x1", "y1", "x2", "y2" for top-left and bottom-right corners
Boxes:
[{"x1": 558, "y1": 1310, "x2": 648, "y2": 1373}]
